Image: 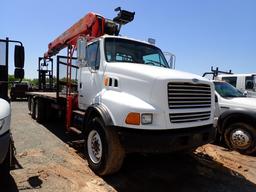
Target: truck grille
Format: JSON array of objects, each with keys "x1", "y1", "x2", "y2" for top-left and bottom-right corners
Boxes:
[
  {"x1": 169, "y1": 111, "x2": 211, "y2": 123},
  {"x1": 168, "y1": 82, "x2": 211, "y2": 109},
  {"x1": 168, "y1": 82, "x2": 212, "y2": 123}
]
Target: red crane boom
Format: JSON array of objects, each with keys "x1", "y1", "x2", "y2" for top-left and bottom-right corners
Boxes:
[
  {"x1": 42, "y1": 8, "x2": 134, "y2": 131},
  {"x1": 44, "y1": 12, "x2": 108, "y2": 58}
]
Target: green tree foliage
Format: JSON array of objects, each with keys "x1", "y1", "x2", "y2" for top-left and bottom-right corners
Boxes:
[{"x1": 8, "y1": 74, "x2": 39, "y2": 88}]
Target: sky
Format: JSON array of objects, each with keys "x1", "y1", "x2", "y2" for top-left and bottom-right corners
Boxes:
[{"x1": 1, "y1": 0, "x2": 255, "y2": 79}]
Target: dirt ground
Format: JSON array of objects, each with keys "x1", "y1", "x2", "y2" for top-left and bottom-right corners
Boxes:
[{"x1": 0, "y1": 101, "x2": 256, "y2": 192}]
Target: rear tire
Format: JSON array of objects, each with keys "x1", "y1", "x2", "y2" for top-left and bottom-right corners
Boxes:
[
  {"x1": 28, "y1": 96, "x2": 32, "y2": 113},
  {"x1": 84, "y1": 117, "x2": 125, "y2": 176},
  {"x1": 224, "y1": 122, "x2": 256, "y2": 155},
  {"x1": 31, "y1": 98, "x2": 36, "y2": 119},
  {"x1": 32, "y1": 98, "x2": 46, "y2": 123}
]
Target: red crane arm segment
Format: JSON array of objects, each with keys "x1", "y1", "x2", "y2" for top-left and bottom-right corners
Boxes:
[{"x1": 44, "y1": 12, "x2": 105, "y2": 58}]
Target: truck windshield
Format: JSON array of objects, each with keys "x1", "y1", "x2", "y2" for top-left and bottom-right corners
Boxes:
[
  {"x1": 104, "y1": 38, "x2": 169, "y2": 68},
  {"x1": 214, "y1": 81, "x2": 245, "y2": 98}
]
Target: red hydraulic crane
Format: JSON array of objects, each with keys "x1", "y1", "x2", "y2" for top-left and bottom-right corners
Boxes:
[
  {"x1": 44, "y1": 7, "x2": 135, "y2": 58},
  {"x1": 45, "y1": 12, "x2": 108, "y2": 58},
  {"x1": 43, "y1": 8, "x2": 134, "y2": 130}
]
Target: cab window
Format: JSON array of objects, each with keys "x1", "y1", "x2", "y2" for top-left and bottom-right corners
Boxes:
[
  {"x1": 222, "y1": 77, "x2": 237, "y2": 87},
  {"x1": 245, "y1": 76, "x2": 254, "y2": 89},
  {"x1": 87, "y1": 41, "x2": 100, "y2": 70}
]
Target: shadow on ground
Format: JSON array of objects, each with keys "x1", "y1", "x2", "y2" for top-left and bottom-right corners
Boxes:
[
  {"x1": 0, "y1": 173, "x2": 18, "y2": 192},
  {"x1": 40, "y1": 119, "x2": 256, "y2": 192}
]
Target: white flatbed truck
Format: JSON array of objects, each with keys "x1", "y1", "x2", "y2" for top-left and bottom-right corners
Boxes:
[{"x1": 27, "y1": 9, "x2": 216, "y2": 175}]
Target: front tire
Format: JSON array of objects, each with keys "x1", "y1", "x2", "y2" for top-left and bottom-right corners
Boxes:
[
  {"x1": 0, "y1": 142, "x2": 12, "y2": 176},
  {"x1": 85, "y1": 117, "x2": 125, "y2": 176},
  {"x1": 224, "y1": 122, "x2": 256, "y2": 155}
]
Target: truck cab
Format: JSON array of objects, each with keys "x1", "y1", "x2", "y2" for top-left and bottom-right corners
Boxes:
[
  {"x1": 0, "y1": 37, "x2": 24, "y2": 175},
  {"x1": 0, "y1": 98, "x2": 11, "y2": 175},
  {"x1": 79, "y1": 35, "x2": 215, "y2": 131},
  {"x1": 76, "y1": 35, "x2": 216, "y2": 174},
  {"x1": 213, "y1": 80, "x2": 256, "y2": 154},
  {"x1": 216, "y1": 73, "x2": 256, "y2": 97}
]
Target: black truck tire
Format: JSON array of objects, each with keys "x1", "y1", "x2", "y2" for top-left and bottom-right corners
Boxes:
[
  {"x1": 33, "y1": 98, "x2": 46, "y2": 123},
  {"x1": 84, "y1": 117, "x2": 125, "y2": 176},
  {"x1": 224, "y1": 122, "x2": 256, "y2": 155},
  {"x1": 31, "y1": 98, "x2": 36, "y2": 119},
  {"x1": 28, "y1": 96, "x2": 32, "y2": 113},
  {"x1": 0, "y1": 142, "x2": 12, "y2": 176}
]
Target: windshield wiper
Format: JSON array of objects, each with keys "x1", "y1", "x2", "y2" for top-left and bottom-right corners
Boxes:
[
  {"x1": 145, "y1": 59, "x2": 168, "y2": 68},
  {"x1": 224, "y1": 94, "x2": 246, "y2": 98}
]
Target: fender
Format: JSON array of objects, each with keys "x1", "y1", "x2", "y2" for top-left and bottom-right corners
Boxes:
[
  {"x1": 217, "y1": 109, "x2": 256, "y2": 133},
  {"x1": 84, "y1": 104, "x2": 114, "y2": 129}
]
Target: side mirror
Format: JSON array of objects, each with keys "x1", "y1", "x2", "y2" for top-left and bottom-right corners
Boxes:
[
  {"x1": 14, "y1": 68, "x2": 24, "y2": 79},
  {"x1": 163, "y1": 52, "x2": 176, "y2": 69},
  {"x1": 14, "y1": 45, "x2": 25, "y2": 68},
  {"x1": 77, "y1": 37, "x2": 87, "y2": 67},
  {"x1": 14, "y1": 45, "x2": 25, "y2": 80}
]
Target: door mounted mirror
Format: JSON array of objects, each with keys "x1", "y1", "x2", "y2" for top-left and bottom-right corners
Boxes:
[
  {"x1": 14, "y1": 45, "x2": 25, "y2": 68},
  {"x1": 14, "y1": 68, "x2": 24, "y2": 79},
  {"x1": 77, "y1": 36, "x2": 87, "y2": 67},
  {"x1": 163, "y1": 52, "x2": 176, "y2": 69}
]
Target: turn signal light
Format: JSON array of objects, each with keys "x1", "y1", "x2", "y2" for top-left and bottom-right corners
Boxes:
[
  {"x1": 104, "y1": 76, "x2": 109, "y2": 86},
  {"x1": 125, "y1": 112, "x2": 140, "y2": 125}
]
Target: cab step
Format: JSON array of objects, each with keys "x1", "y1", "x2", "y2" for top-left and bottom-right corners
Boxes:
[{"x1": 68, "y1": 126, "x2": 82, "y2": 135}]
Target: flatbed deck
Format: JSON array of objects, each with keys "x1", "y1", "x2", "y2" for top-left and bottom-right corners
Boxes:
[{"x1": 27, "y1": 91, "x2": 57, "y2": 98}]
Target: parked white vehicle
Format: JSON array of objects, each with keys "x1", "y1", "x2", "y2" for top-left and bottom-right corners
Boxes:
[
  {"x1": 27, "y1": 9, "x2": 217, "y2": 175},
  {"x1": 214, "y1": 81, "x2": 256, "y2": 154},
  {"x1": 28, "y1": 35, "x2": 217, "y2": 175},
  {"x1": 0, "y1": 98, "x2": 12, "y2": 174}
]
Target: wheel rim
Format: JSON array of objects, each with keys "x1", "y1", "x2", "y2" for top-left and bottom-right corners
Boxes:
[
  {"x1": 87, "y1": 130, "x2": 103, "y2": 164},
  {"x1": 230, "y1": 129, "x2": 252, "y2": 149}
]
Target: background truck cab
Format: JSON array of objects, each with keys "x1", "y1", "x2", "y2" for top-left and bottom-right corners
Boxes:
[
  {"x1": 0, "y1": 98, "x2": 12, "y2": 175},
  {"x1": 216, "y1": 73, "x2": 256, "y2": 97},
  {"x1": 0, "y1": 37, "x2": 25, "y2": 175}
]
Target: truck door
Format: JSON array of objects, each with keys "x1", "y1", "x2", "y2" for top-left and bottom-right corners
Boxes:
[{"x1": 78, "y1": 41, "x2": 102, "y2": 109}]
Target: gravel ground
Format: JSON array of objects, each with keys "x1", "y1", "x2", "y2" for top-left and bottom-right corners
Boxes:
[{"x1": 0, "y1": 101, "x2": 256, "y2": 192}]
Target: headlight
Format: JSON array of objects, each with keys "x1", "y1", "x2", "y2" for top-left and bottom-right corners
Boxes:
[
  {"x1": 141, "y1": 113, "x2": 153, "y2": 125},
  {"x1": 0, "y1": 119, "x2": 5, "y2": 130},
  {"x1": 125, "y1": 113, "x2": 153, "y2": 125}
]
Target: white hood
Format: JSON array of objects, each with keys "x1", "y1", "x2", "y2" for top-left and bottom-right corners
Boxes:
[
  {"x1": 0, "y1": 98, "x2": 10, "y2": 119},
  {"x1": 106, "y1": 62, "x2": 208, "y2": 81},
  {"x1": 220, "y1": 97, "x2": 256, "y2": 111}
]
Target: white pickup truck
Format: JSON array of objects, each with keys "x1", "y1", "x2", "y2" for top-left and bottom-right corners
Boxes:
[
  {"x1": 0, "y1": 98, "x2": 12, "y2": 175},
  {"x1": 214, "y1": 81, "x2": 256, "y2": 155}
]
